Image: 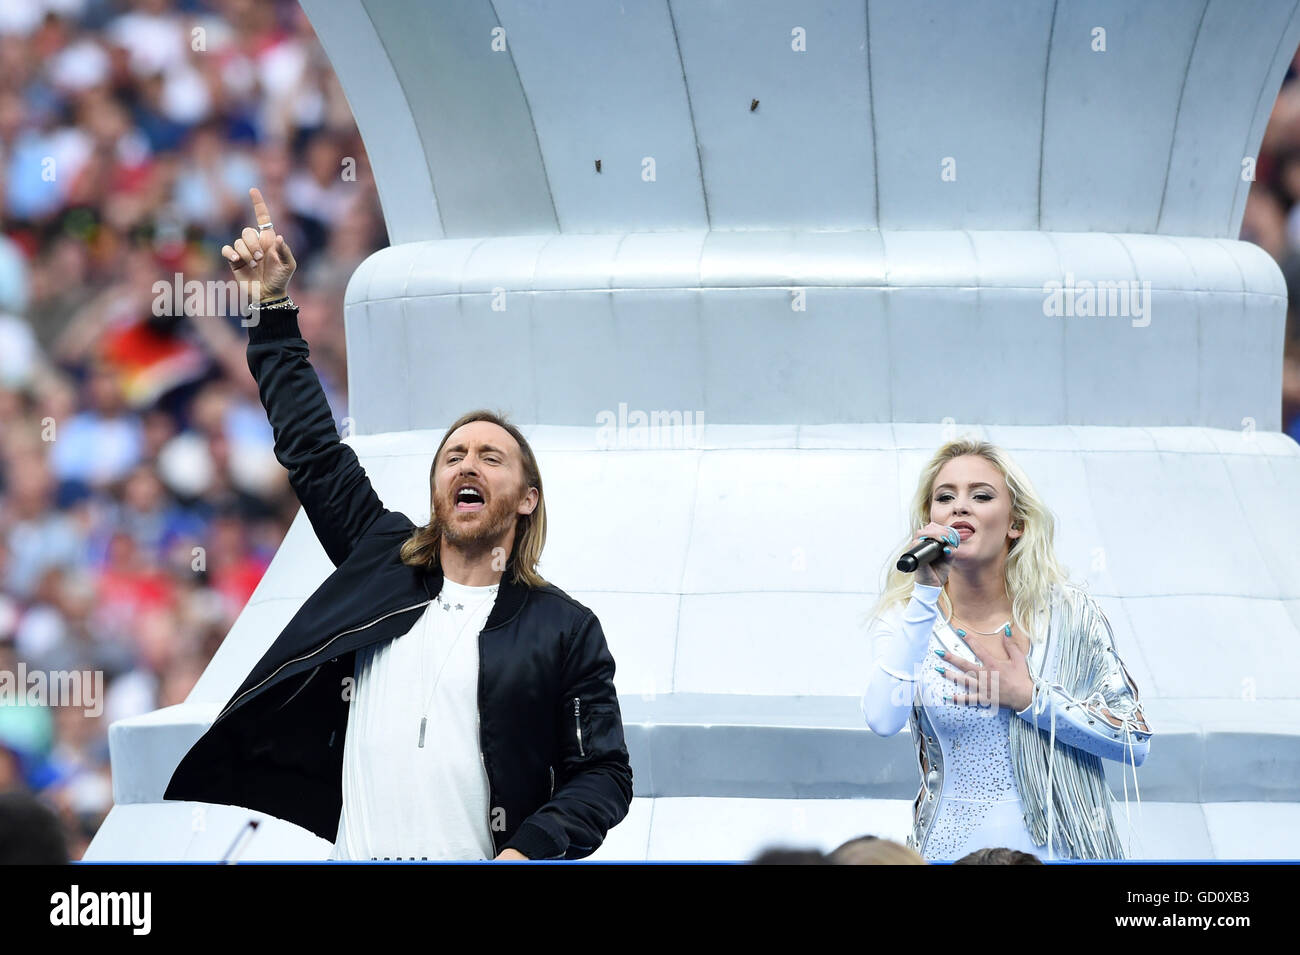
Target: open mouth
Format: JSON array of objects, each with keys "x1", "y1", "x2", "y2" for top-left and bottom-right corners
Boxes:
[
  {"x1": 455, "y1": 485, "x2": 485, "y2": 512},
  {"x1": 952, "y1": 522, "x2": 975, "y2": 540}
]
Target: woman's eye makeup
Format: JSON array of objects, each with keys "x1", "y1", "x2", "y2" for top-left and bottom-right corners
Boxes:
[{"x1": 934, "y1": 493, "x2": 993, "y2": 502}]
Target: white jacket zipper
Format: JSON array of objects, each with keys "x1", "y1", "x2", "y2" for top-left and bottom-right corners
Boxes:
[
  {"x1": 215, "y1": 598, "x2": 434, "y2": 724},
  {"x1": 573, "y1": 697, "x2": 584, "y2": 757}
]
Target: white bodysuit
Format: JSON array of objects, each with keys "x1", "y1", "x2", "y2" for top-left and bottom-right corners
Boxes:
[{"x1": 863, "y1": 583, "x2": 1060, "y2": 862}]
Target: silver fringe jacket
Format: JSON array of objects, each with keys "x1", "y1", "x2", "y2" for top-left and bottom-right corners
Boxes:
[{"x1": 905, "y1": 583, "x2": 1152, "y2": 860}]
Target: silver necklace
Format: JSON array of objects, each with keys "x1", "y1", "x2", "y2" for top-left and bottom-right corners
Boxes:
[
  {"x1": 939, "y1": 591, "x2": 1012, "y2": 638},
  {"x1": 416, "y1": 585, "x2": 497, "y2": 748}
]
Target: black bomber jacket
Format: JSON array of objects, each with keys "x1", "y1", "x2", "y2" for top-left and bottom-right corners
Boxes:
[{"x1": 163, "y1": 305, "x2": 633, "y2": 860}]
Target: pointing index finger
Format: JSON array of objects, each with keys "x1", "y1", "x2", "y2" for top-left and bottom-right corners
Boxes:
[{"x1": 250, "y1": 187, "x2": 272, "y2": 227}]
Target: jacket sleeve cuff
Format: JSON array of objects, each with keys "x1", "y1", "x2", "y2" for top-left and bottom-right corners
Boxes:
[
  {"x1": 245, "y1": 304, "x2": 302, "y2": 343},
  {"x1": 1015, "y1": 682, "x2": 1151, "y2": 765},
  {"x1": 501, "y1": 819, "x2": 565, "y2": 861}
]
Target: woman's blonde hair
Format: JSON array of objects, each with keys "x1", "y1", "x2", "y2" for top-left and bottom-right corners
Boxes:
[
  {"x1": 399, "y1": 410, "x2": 547, "y2": 588},
  {"x1": 868, "y1": 438, "x2": 1067, "y2": 643}
]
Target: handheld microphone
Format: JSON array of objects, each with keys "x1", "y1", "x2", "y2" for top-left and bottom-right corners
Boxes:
[{"x1": 896, "y1": 535, "x2": 952, "y2": 573}]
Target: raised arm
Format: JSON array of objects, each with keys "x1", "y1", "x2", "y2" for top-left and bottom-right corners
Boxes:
[
  {"x1": 223, "y1": 188, "x2": 387, "y2": 567},
  {"x1": 864, "y1": 524, "x2": 961, "y2": 736},
  {"x1": 862, "y1": 583, "x2": 943, "y2": 737}
]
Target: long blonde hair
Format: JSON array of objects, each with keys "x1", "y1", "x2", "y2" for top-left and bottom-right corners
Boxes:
[
  {"x1": 868, "y1": 438, "x2": 1067, "y2": 643},
  {"x1": 399, "y1": 410, "x2": 547, "y2": 588}
]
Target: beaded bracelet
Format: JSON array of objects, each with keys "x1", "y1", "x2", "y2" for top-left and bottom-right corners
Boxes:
[{"x1": 249, "y1": 295, "x2": 295, "y2": 311}]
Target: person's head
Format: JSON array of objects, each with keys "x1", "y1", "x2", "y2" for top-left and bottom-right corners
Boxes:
[
  {"x1": 0, "y1": 792, "x2": 69, "y2": 863},
  {"x1": 400, "y1": 411, "x2": 545, "y2": 587},
  {"x1": 870, "y1": 438, "x2": 1066, "y2": 642},
  {"x1": 953, "y1": 846, "x2": 1044, "y2": 865},
  {"x1": 749, "y1": 847, "x2": 829, "y2": 865},
  {"x1": 6, "y1": 452, "x2": 54, "y2": 517},
  {"x1": 306, "y1": 131, "x2": 343, "y2": 183},
  {"x1": 828, "y1": 835, "x2": 927, "y2": 865},
  {"x1": 123, "y1": 464, "x2": 166, "y2": 514},
  {"x1": 141, "y1": 407, "x2": 177, "y2": 460},
  {"x1": 85, "y1": 362, "x2": 126, "y2": 416},
  {"x1": 0, "y1": 741, "x2": 22, "y2": 793}
]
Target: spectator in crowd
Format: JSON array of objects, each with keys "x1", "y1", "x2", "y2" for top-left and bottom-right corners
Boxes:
[
  {"x1": 0, "y1": 0, "x2": 385, "y2": 859},
  {"x1": 954, "y1": 846, "x2": 1044, "y2": 865},
  {"x1": 0, "y1": 791, "x2": 69, "y2": 864},
  {"x1": 749, "y1": 847, "x2": 830, "y2": 865},
  {"x1": 828, "y1": 835, "x2": 928, "y2": 865},
  {"x1": 48, "y1": 361, "x2": 145, "y2": 502},
  {"x1": 748, "y1": 835, "x2": 929, "y2": 864},
  {"x1": 1246, "y1": 46, "x2": 1300, "y2": 440}
]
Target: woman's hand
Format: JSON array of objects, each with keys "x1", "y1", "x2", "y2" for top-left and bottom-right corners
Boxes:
[
  {"x1": 912, "y1": 521, "x2": 960, "y2": 588},
  {"x1": 936, "y1": 637, "x2": 1034, "y2": 713},
  {"x1": 221, "y1": 187, "x2": 297, "y2": 303}
]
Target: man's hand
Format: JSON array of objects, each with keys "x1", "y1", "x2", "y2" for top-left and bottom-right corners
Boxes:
[
  {"x1": 493, "y1": 848, "x2": 529, "y2": 861},
  {"x1": 221, "y1": 187, "x2": 297, "y2": 303}
]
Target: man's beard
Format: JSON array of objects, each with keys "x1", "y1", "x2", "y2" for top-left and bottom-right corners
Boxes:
[{"x1": 433, "y1": 487, "x2": 519, "y2": 553}]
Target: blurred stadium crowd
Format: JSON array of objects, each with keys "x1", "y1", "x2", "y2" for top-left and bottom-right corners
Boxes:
[
  {"x1": 0, "y1": 0, "x2": 1297, "y2": 861},
  {"x1": 1241, "y1": 51, "x2": 1300, "y2": 438},
  {"x1": 0, "y1": 0, "x2": 384, "y2": 857}
]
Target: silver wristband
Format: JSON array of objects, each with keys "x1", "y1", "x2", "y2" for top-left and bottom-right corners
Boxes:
[{"x1": 249, "y1": 295, "x2": 294, "y2": 311}]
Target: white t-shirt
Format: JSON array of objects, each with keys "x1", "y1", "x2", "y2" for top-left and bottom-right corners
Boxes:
[{"x1": 330, "y1": 577, "x2": 499, "y2": 860}]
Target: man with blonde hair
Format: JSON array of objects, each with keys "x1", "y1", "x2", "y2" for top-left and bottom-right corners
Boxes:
[{"x1": 166, "y1": 190, "x2": 632, "y2": 861}]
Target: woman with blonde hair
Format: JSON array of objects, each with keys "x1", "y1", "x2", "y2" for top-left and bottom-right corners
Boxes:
[{"x1": 861, "y1": 438, "x2": 1151, "y2": 861}]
